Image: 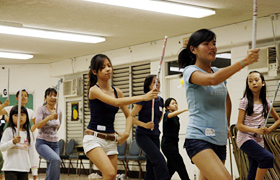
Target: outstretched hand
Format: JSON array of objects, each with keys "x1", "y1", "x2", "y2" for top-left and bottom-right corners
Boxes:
[
  {"x1": 245, "y1": 49, "x2": 260, "y2": 66},
  {"x1": 143, "y1": 89, "x2": 158, "y2": 101}
]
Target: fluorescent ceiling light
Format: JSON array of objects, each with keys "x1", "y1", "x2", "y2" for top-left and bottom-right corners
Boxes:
[
  {"x1": 0, "y1": 52, "x2": 33, "y2": 60},
  {"x1": 84, "y1": 0, "x2": 215, "y2": 18},
  {"x1": 0, "y1": 25, "x2": 105, "y2": 44}
]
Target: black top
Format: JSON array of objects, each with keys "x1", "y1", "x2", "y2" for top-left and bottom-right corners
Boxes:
[
  {"x1": 87, "y1": 84, "x2": 119, "y2": 133},
  {"x1": 135, "y1": 96, "x2": 164, "y2": 136},
  {"x1": 162, "y1": 111, "x2": 180, "y2": 138}
]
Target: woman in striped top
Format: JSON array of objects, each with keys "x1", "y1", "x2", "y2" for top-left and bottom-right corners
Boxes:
[{"x1": 236, "y1": 71, "x2": 280, "y2": 180}]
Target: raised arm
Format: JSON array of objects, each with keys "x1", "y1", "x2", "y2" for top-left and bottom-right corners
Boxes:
[
  {"x1": 0, "y1": 99, "x2": 9, "y2": 115},
  {"x1": 190, "y1": 49, "x2": 260, "y2": 86},
  {"x1": 90, "y1": 86, "x2": 158, "y2": 107},
  {"x1": 167, "y1": 108, "x2": 188, "y2": 118}
]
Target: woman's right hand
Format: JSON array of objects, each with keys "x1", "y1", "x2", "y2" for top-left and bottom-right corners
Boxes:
[
  {"x1": 3, "y1": 99, "x2": 10, "y2": 107},
  {"x1": 144, "y1": 121, "x2": 154, "y2": 129},
  {"x1": 243, "y1": 49, "x2": 260, "y2": 66},
  {"x1": 143, "y1": 88, "x2": 158, "y2": 101},
  {"x1": 254, "y1": 126, "x2": 267, "y2": 135},
  {"x1": 49, "y1": 113, "x2": 58, "y2": 120},
  {"x1": 13, "y1": 136, "x2": 21, "y2": 144}
]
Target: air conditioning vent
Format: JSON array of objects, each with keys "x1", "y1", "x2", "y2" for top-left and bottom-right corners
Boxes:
[
  {"x1": 248, "y1": 44, "x2": 280, "y2": 76},
  {"x1": 63, "y1": 78, "x2": 81, "y2": 97}
]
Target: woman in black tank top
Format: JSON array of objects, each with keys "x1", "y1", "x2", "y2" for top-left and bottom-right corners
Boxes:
[{"x1": 84, "y1": 54, "x2": 158, "y2": 180}]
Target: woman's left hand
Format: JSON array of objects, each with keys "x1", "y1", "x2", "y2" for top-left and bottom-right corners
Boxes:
[
  {"x1": 116, "y1": 132, "x2": 129, "y2": 145},
  {"x1": 227, "y1": 127, "x2": 231, "y2": 139}
]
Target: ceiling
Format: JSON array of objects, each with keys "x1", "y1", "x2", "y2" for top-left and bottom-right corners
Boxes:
[{"x1": 0, "y1": 0, "x2": 279, "y2": 64}]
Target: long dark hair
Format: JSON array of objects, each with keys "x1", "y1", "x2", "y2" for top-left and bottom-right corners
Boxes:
[
  {"x1": 243, "y1": 71, "x2": 268, "y2": 118},
  {"x1": 7, "y1": 105, "x2": 30, "y2": 144},
  {"x1": 164, "y1": 98, "x2": 176, "y2": 112},
  {"x1": 88, "y1": 54, "x2": 112, "y2": 92},
  {"x1": 178, "y1": 29, "x2": 216, "y2": 69},
  {"x1": 144, "y1": 74, "x2": 156, "y2": 93}
]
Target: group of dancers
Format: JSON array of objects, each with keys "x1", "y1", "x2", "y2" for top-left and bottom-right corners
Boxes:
[{"x1": 0, "y1": 28, "x2": 279, "y2": 180}]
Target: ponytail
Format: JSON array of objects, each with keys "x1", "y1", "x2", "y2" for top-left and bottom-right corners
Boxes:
[
  {"x1": 88, "y1": 70, "x2": 97, "y2": 92},
  {"x1": 178, "y1": 47, "x2": 195, "y2": 69}
]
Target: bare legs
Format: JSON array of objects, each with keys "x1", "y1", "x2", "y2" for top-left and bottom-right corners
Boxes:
[
  {"x1": 192, "y1": 149, "x2": 232, "y2": 180},
  {"x1": 86, "y1": 147, "x2": 117, "y2": 180}
]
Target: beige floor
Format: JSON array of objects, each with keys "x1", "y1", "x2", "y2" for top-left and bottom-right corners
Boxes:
[{"x1": 34, "y1": 173, "x2": 140, "y2": 180}]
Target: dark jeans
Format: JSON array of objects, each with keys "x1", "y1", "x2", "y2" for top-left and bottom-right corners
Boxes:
[
  {"x1": 184, "y1": 139, "x2": 226, "y2": 163},
  {"x1": 36, "y1": 139, "x2": 61, "y2": 180},
  {"x1": 240, "y1": 140, "x2": 274, "y2": 180},
  {"x1": 136, "y1": 133, "x2": 170, "y2": 180},
  {"x1": 161, "y1": 137, "x2": 190, "y2": 180},
  {"x1": 4, "y1": 171, "x2": 28, "y2": 180}
]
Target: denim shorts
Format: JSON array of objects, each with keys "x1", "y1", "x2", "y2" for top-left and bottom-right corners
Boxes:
[{"x1": 184, "y1": 139, "x2": 226, "y2": 163}]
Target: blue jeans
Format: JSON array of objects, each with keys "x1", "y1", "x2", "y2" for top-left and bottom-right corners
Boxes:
[
  {"x1": 240, "y1": 140, "x2": 274, "y2": 180},
  {"x1": 36, "y1": 139, "x2": 61, "y2": 180},
  {"x1": 136, "y1": 133, "x2": 170, "y2": 180}
]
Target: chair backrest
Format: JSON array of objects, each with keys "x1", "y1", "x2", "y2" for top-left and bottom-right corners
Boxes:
[
  {"x1": 129, "y1": 138, "x2": 141, "y2": 156},
  {"x1": 58, "y1": 139, "x2": 65, "y2": 155},
  {"x1": 117, "y1": 141, "x2": 127, "y2": 156},
  {"x1": 65, "y1": 139, "x2": 75, "y2": 155}
]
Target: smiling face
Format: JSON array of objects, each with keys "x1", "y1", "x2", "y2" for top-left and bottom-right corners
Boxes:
[
  {"x1": 191, "y1": 39, "x2": 217, "y2": 63},
  {"x1": 247, "y1": 72, "x2": 265, "y2": 94},
  {"x1": 45, "y1": 91, "x2": 57, "y2": 106},
  {"x1": 16, "y1": 91, "x2": 29, "y2": 106}
]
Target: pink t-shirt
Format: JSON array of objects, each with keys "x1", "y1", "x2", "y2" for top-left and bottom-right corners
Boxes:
[
  {"x1": 36, "y1": 106, "x2": 62, "y2": 142},
  {"x1": 236, "y1": 97, "x2": 271, "y2": 148}
]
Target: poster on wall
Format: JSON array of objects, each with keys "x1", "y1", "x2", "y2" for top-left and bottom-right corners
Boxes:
[{"x1": 71, "y1": 103, "x2": 79, "y2": 121}]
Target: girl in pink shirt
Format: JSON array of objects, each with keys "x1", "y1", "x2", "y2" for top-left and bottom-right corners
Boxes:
[{"x1": 236, "y1": 71, "x2": 280, "y2": 180}]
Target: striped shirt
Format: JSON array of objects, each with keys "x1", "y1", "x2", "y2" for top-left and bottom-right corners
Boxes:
[{"x1": 236, "y1": 97, "x2": 271, "y2": 148}]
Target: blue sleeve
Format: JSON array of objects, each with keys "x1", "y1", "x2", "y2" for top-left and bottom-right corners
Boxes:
[{"x1": 183, "y1": 66, "x2": 199, "y2": 85}]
